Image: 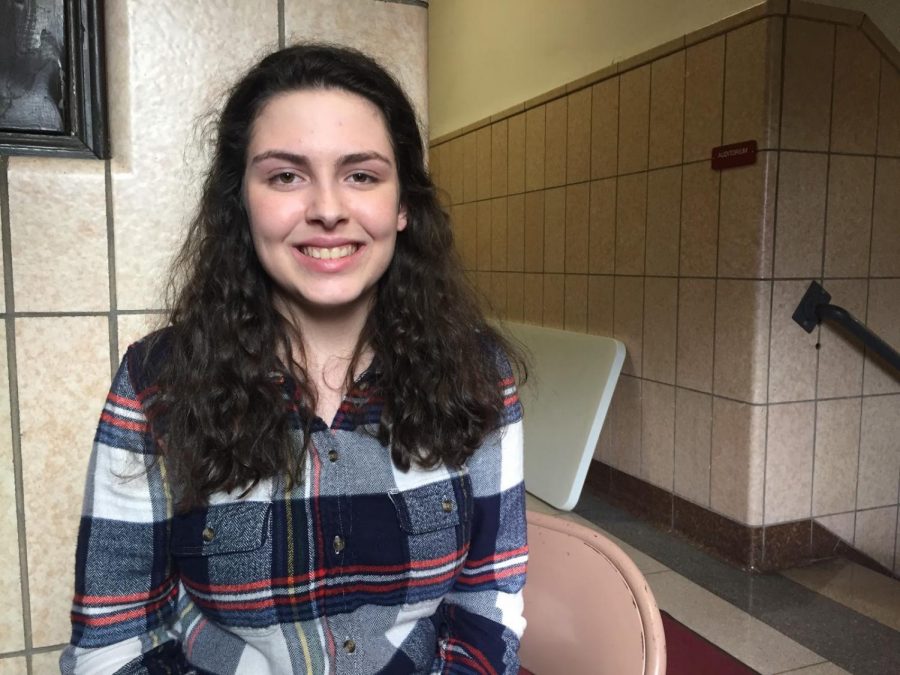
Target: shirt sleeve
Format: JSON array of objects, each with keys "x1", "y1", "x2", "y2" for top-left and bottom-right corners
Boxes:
[
  {"x1": 431, "y1": 360, "x2": 528, "y2": 675},
  {"x1": 60, "y1": 345, "x2": 187, "y2": 674}
]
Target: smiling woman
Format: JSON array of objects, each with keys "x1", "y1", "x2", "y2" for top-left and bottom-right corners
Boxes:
[{"x1": 61, "y1": 44, "x2": 528, "y2": 675}]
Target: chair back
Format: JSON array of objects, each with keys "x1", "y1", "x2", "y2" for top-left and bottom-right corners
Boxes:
[{"x1": 519, "y1": 510, "x2": 666, "y2": 675}]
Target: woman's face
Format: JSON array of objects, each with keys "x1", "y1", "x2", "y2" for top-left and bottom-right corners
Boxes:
[{"x1": 243, "y1": 88, "x2": 407, "y2": 321}]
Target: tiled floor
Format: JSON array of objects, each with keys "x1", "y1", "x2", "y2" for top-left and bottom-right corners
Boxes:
[{"x1": 526, "y1": 490, "x2": 900, "y2": 675}]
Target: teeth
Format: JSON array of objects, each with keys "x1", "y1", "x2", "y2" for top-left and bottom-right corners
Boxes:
[{"x1": 300, "y1": 245, "x2": 358, "y2": 260}]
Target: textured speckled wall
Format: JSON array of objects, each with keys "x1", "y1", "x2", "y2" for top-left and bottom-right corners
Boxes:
[
  {"x1": 430, "y1": 2, "x2": 900, "y2": 574},
  {"x1": 0, "y1": 1, "x2": 427, "y2": 671}
]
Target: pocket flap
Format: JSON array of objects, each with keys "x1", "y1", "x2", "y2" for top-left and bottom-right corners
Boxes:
[
  {"x1": 389, "y1": 480, "x2": 464, "y2": 535},
  {"x1": 171, "y1": 502, "x2": 271, "y2": 557}
]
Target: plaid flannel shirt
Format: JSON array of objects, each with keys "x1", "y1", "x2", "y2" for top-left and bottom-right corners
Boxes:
[{"x1": 61, "y1": 335, "x2": 527, "y2": 675}]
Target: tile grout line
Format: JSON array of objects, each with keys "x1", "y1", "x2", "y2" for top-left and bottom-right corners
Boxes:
[
  {"x1": 1, "y1": 158, "x2": 34, "y2": 672},
  {"x1": 671, "y1": 46, "x2": 687, "y2": 509},
  {"x1": 105, "y1": 161, "x2": 119, "y2": 376},
  {"x1": 277, "y1": 0, "x2": 285, "y2": 49}
]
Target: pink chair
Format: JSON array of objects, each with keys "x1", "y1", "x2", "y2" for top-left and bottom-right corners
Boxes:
[{"x1": 519, "y1": 510, "x2": 667, "y2": 675}]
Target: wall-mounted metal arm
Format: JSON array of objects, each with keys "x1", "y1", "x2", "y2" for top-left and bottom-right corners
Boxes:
[{"x1": 792, "y1": 281, "x2": 900, "y2": 375}]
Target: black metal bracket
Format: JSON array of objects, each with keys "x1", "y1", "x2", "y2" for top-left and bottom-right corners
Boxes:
[{"x1": 792, "y1": 281, "x2": 900, "y2": 375}]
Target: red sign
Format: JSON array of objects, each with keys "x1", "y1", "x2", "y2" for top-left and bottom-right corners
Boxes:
[{"x1": 711, "y1": 140, "x2": 757, "y2": 170}]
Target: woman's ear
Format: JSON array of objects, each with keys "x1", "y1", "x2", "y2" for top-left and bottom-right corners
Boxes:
[{"x1": 397, "y1": 204, "x2": 408, "y2": 232}]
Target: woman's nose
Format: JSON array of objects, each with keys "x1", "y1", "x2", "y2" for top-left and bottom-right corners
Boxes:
[{"x1": 306, "y1": 183, "x2": 348, "y2": 229}]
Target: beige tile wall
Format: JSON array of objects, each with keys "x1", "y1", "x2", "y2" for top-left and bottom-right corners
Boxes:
[
  {"x1": 431, "y1": 5, "x2": 900, "y2": 573},
  {"x1": 0, "y1": 0, "x2": 427, "y2": 670}
]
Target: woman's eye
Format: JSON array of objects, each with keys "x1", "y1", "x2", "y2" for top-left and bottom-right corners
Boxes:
[
  {"x1": 271, "y1": 172, "x2": 298, "y2": 185},
  {"x1": 349, "y1": 172, "x2": 375, "y2": 184}
]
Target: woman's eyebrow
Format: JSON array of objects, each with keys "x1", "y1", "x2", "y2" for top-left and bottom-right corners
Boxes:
[{"x1": 249, "y1": 150, "x2": 393, "y2": 168}]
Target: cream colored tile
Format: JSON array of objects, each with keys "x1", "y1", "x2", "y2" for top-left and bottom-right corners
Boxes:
[
  {"x1": 507, "y1": 113, "x2": 526, "y2": 195},
  {"x1": 870, "y1": 158, "x2": 900, "y2": 277},
  {"x1": 543, "y1": 187, "x2": 565, "y2": 274},
  {"x1": 490, "y1": 120, "x2": 508, "y2": 198},
  {"x1": 0, "y1": 323, "x2": 24, "y2": 654},
  {"x1": 769, "y1": 280, "x2": 818, "y2": 403},
  {"x1": 476, "y1": 125, "x2": 492, "y2": 202},
  {"x1": 610, "y1": 375, "x2": 642, "y2": 476},
  {"x1": 113, "y1": 1, "x2": 276, "y2": 310},
  {"x1": 645, "y1": 166, "x2": 681, "y2": 277},
  {"x1": 649, "y1": 571, "x2": 823, "y2": 675},
  {"x1": 614, "y1": 277, "x2": 644, "y2": 377},
  {"x1": 878, "y1": 60, "x2": 900, "y2": 156},
  {"x1": 674, "y1": 388, "x2": 712, "y2": 506},
  {"x1": 824, "y1": 155, "x2": 874, "y2": 278},
  {"x1": 525, "y1": 106, "x2": 546, "y2": 192},
  {"x1": 643, "y1": 277, "x2": 677, "y2": 385},
  {"x1": 523, "y1": 191, "x2": 544, "y2": 273},
  {"x1": 723, "y1": 18, "x2": 782, "y2": 149},
  {"x1": 17, "y1": 316, "x2": 111, "y2": 646},
  {"x1": 784, "y1": 558, "x2": 900, "y2": 635},
  {"x1": 679, "y1": 162, "x2": 719, "y2": 278},
  {"x1": 773, "y1": 152, "x2": 827, "y2": 279},
  {"x1": 854, "y1": 506, "x2": 898, "y2": 570},
  {"x1": 684, "y1": 36, "x2": 725, "y2": 163},
  {"x1": 816, "y1": 279, "x2": 866, "y2": 399},
  {"x1": 31, "y1": 650, "x2": 63, "y2": 674},
  {"x1": 507, "y1": 273, "x2": 524, "y2": 323},
  {"x1": 476, "y1": 201, "x2": 492, "y2": 271},
  {"x1": 641, "y1": 381, "x2": 675, "y2": 490},
  {"x1": 544, "y1": 97, "x2": 567, "y2": 189},
  {"x1": 714, "y1": 280, "x2": 771, "y2": 404},
  {"x1": 649, "y1": 51, "x2": 685, "y2": 169},
  {"x1": 542, "y1": 274, "x2": 564, "y2": 329},
  {"x1": 856, "y1": 395, "x2": 900, "y2": 509},
  {"x1": 523, "y1": 273, "x2": 543, "y2": 325},
  {"x1": 830, "y1": 25, "x2": 880, "y2": 154},
  {"x1": 781, "y1": 19, "x2": 835, "y2": 151},
  {"x1": 587, "y1": 275, "x2": 614, "y2": 337},
  {"x1": 0, "y1": 657, "x2": 26, "y2": 675},
  {"x1": 718, "y1": 151, "x2": 776, "y2": 279},
  {"x1": 617, "y1": 65, "x2": 651, "y2": 174},
  {"x1": 506, "y1": 194, "x2": 525, "y2": 273},
  {"x1": 864, "y1": 279, "x2": 900, "y2": 395},
  {"x1": 615, "y1": 173, "x2": 647, "y2": 276},
  {"x1": 565, "y1": 184, "x2": 589, "y2": 274},
  {"x1": 765, "y1": 402, "x2": 815, "y2": 524},
  {"x1": 285, "y1": 0, "x2": 426, "y2": 125},
  {"x1": 117, "y1": 313, "x2": 164, "y2": 361},
  {"x1": 676, "y1": 278, "x2": 716, "y2": 393},
  {"x1": 590, "y1": 78, "x2": 619, "y2": 180},
  {"x1": 815, "y1": 512, "x2": 855, "y2": 543},
  {"x1": 490, "y1": 198, "x2": 508, "y2": 271},
  {"x1": 711, "y1": 398, "x2": 766, "y2": 525},
  {"x1": 812, "y1": 398, "x2": 861, "y2": 516},
  {"x1": 564, "y1": 275, "x2": 588, "y2": 333},
  {"x1": 566, "y1": 89, "x2": 591, "y2": 184},
  {"x1": 588, "y1": 178, "x2": 616, "y2": 274},
  {"x1": 8, "y1": 158, "x2": 108, "y2": 312},
  {"x1": 463, "y1": 132, "x2": 477, "y2": 203}
]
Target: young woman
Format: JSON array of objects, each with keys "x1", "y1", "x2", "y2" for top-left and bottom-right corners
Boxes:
[{"x1": 61, "y1": 45, "x2": 527, "y2": 675}]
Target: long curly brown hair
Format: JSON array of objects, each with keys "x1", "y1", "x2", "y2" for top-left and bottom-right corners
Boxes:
[{"x1": 144, "y1": 44, "x2": 523, "y2": 510}]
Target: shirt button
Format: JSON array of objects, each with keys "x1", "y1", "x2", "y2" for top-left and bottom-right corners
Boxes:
[
  {"x1": 441, "y1": 498, "x2": 454, "y2": 513},
  {"x1": 202, "y1": 527, "x2": 216, "y2": 543},
  {"x1": 328, "y1": 449, "x2": 339, "y2": 462},
  {"x1": 343, "y1": 639, "x2": 356, "y2": 654},
  {"x1": 333, "y1": 535, "x2": 345, "y2": 553}
]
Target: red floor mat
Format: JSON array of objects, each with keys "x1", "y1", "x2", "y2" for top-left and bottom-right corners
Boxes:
[{"x1": 662, "y1": 610, "x2": 760, "y2": 675}]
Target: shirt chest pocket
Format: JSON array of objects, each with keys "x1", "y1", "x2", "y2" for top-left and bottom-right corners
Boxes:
[
  {"x1": 170, "y1": 502, "x2": 276, "y2": 630},
  {"x1": 388, "y1": 475, "x2": 472, "y2": 535}
]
